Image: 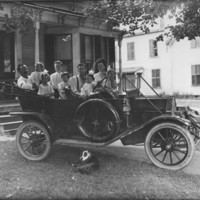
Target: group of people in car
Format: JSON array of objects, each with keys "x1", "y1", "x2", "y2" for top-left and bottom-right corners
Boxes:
[{"x1": 17, "y1": 58, "x2": 118, "y2": 99}]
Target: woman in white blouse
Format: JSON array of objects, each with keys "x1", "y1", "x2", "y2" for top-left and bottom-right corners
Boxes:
[{"x1": 93, "y1": 58, "x2": 107, "y2": 85}]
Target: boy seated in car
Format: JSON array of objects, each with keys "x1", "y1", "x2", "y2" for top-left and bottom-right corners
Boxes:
[
  {"x1": 80, "y1": 74, "x2": 95, "y2": 97},
  {"x1": 58, "y1": 72, "x2": 71, "y2": 99}
]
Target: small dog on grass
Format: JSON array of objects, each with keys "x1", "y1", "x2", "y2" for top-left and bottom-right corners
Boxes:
[{"x1": 73, "y1": 150, "x2": 99, "y2": 174}]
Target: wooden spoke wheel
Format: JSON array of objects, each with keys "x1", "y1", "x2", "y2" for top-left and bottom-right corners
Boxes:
[
  {"x1": 16, "y1": 120, "x2": 52, "y2": 161},
  {"x1": 188, "y1": 125, "x2": 200, "y2": 146},
  {"x1": 145, "y1": 122, "x2": 195, "y2": 170},
  {"x1": 186, "y1": 115, "x2": 200, "y2": 146}
]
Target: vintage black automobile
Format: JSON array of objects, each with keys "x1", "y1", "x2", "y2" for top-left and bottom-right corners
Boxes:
[{"x1": 1, "y1": 72, "x2": 200, "y2": 170}]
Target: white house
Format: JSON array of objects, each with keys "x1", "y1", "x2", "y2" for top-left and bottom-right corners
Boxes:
[{"x1": 115, "y1": 19, "x2": 200, "y2": 96}]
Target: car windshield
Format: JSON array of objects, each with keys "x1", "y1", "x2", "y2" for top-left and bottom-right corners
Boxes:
[{"x1": 122, "y1": 72, "x2": 139, "y2": 92}]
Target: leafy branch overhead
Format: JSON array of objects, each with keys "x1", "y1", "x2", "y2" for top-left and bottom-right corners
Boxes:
[
  {"x1": 3, "y1": 5, "x2": 35, "y2": 35},
  {"x1": 84, "y1": 0, "x2": 200, "y2": 41}
]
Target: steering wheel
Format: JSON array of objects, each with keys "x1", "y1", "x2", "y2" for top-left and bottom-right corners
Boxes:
[
  {"x1": 93, "y1": 77, "x2": 107, "y2": 92},
  {"x1": 62, "y1": 87, "x2": 80, "y2": 99},
  {"x1": 93, "y1": 77, "x2": 117, "y2": 99}
]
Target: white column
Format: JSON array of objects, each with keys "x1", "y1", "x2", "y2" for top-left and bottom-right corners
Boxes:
[
  {"x1": 72, "y1": 31, "x2": 80, "y2": 75},
  {"x1": 14, "y1": 29, "x2": 22, "y2": 78},
  {"x1": 118, "y1": 36, "x2": 122, "y2": 94},
  {"x1": 35, "y1": 21, "x2": 40, "y2": 63}
]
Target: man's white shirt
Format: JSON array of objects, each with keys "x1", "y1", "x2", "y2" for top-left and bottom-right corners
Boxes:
[
  {"x1": 17, "y1": 76, "x2": 33, "y2": 90},
  {"x1": 70, "y1": 75, "x2": 85, "y2": 93},
  {"x1": 50, "y1": 72, "x2": 62, "y2": 89}
]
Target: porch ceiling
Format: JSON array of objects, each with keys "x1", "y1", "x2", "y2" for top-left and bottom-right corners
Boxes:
[
  {"x1": 43, "y1": 23, "x2": 77, "y2": 29},
  {"x1": 22, "y1": 2, "x2": 87, "y2": 29},
  {"x1": 22, "y1": 2, "x2": 85, "y2": 18},
  {"x1": 116, "y1": 67, "x2": 144, "y2": 74}
]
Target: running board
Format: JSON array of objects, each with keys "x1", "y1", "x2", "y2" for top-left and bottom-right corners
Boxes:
[
  {"x1": 55, "y1": 125, "x2": 141, "y2": 148},
  {"x1": 55, "y1": 139, "x2": 106, "y2": 147}
]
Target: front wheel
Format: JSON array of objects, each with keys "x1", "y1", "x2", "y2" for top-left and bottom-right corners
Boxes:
[
  {"x1": 16, "y1": 120, "x2": 52, "y2": 161},
  {"x1": 145, "y1": 122, "x2": 195, "y2": 170}
]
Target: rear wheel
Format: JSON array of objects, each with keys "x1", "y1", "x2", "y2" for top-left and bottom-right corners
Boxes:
[
  {"x1": 145, "y1": 122, "x2": 194, "y2": 170},
  {"x1": 16, "y1": 120, "x2": 52, "y2": 161}
]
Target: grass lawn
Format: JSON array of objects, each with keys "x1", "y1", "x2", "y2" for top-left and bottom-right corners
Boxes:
[
  {"x1": 1, "y1": 98, "x2": 200, "y2": 199},
  {"x1": 1, "y1": 140, "x2": 200, "y2": 200}
]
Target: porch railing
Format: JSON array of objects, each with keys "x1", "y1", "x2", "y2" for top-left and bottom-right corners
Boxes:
[{"x1": 0, "y1": 79, "x2": 17, "y2": 101}]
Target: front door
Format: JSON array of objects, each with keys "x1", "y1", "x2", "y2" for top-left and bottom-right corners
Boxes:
[
  {"x1": 44, "y1": 34, "x2": 73, "y2": 75},
  {"x1": 0, "y1": 31, "x2": 15, "y2": 80}
]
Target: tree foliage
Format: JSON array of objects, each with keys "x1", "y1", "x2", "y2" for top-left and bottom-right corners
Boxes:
[
  {"x1": 166, "y1": 0, "x2": 200, "y2": 40},
  {"x1": 84, "y1": 0, "x2": 200, "y2": 41},
  {"x1": 3, "y1": 4, "x2": 35, "y2": 35}
]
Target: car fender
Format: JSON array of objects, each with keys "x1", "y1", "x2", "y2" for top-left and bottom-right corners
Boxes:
[
  {"x1": 142, "y1": 114, "x2": 191, "y2": 129},
  {"x1": 10, "y1": 111, "x2": 53, "y2": 137},
  {"x1": 120, "y1": 114, "x2": 191, "y2": 146}
]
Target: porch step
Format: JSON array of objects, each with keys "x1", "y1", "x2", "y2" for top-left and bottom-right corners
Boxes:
[
  {"x1": 0, "y1": 102, "x2": 21, "y2": 114},
  {"x1": 0, "y1": 100, "x2": 22, "y2": 136},
  {"x1": 0, "y1": 121, "x2": 22, "y2": 136},
  {"x1": 4, "y1": 129, "x2": 18, "y2": 137},
  {"x1": 1, "y1": 121, "x2": 22, "y2": 130},
  {"x1": 0, "y1": 114, "x2": 22, "y2": 123}
]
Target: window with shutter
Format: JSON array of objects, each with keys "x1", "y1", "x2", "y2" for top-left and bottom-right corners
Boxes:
[
  {"x1": 127, "y1": 42, "x2": 135, "y2": 60},
  {"x1": 191, "y1": 37, "x2": 200, "y2": 48},
  {"x1": 152, "y1": 69, "x2": 161, "y2": 88},
  {"x1": 149, "y1": 39, "x2": 158, "y2": 57},
  {"x1": 149, "y1": 39, "x2": 154, "y2": 57},
  {"x1": 196, "y1": 38, "x2": 200, "y2": 47},
  {"x1": 191, "y1": 65, "x2": 200, "y2": 85},
  {"x1": 191, "y1": 39, "x2": 196, "y2": 48},
  {"x1": 153, "y1": 40, "x2": 158, "y2": 56}
]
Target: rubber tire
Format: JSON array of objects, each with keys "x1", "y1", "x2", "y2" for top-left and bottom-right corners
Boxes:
[
  {"x1": 75, "y1": 99, "x2": 120, "y2": 142},
  {"x1": 145, "y1": 122, "x2": 195, "y2": 170},
  {"x1": 16, "y1": 120, "x2": 52, "y2": 161}
]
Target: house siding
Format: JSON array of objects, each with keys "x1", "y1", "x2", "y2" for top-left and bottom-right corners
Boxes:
[
  {"x1": 21, "y1": 23, "x2": 45, "y2": 74},
  {"x1": 39, "y1": 23, "x2": 45, "y2": 65},
  {"x1": 117, "y1": 31, "x2": 200, "y2": 96},
  {"x1": 22, "y1": 34, "x2": 35, "y2": 72}
]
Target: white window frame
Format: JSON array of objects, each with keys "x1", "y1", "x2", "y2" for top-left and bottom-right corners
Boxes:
[
  {"x1": 191, "y1": 37, "x2": 200, "y2": 48},
  {"x1": 127, "y1": 42, "x2": 135, "y2": 60},
  {"x1": 149, "y1": 39, "x2": 158, "y2": 57},
  {"x1": 152, "y1": 69, "x2": 161, "y2": 88},
  {"x1": 192, "y1": 65, "x2": 200, "y2": 86}
]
